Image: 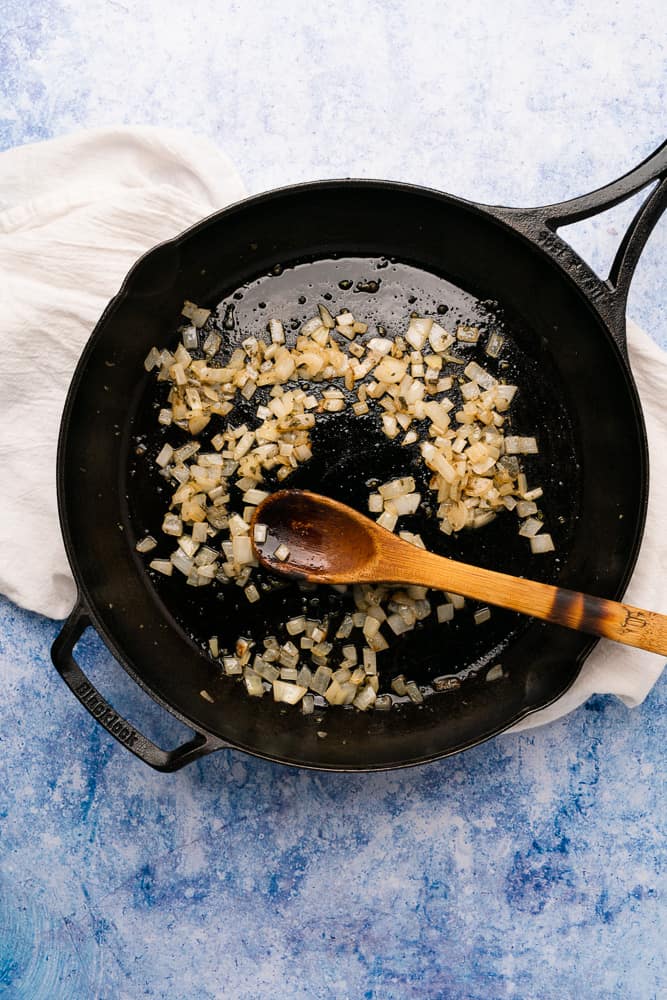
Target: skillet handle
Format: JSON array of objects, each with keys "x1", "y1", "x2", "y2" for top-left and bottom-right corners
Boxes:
[
  {"x1": 51, "y1": 600, "x2": 222, "y2": 772},
  {"x1": 495, "y1": 140, "x2": 667, "y2": 355}
]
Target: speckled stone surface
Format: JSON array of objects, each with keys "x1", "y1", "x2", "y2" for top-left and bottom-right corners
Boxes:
[{"x1": 1, "y1": 3, "x2": 666, "y2": 998}]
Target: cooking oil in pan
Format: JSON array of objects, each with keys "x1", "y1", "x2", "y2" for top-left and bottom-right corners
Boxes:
[{"x1": 127, "y1": 256, "x2": 580, "y2": 694}]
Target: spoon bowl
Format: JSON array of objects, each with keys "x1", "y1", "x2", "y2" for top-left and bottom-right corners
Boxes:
[
  {"x1": 253, "y1": 489, "x2": 667, "y2": 656},
  {"x1": 253, "y1": 488, "x2": 377, "y2": 581}
]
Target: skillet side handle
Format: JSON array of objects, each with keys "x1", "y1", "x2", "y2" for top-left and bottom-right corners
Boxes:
[
  {"x1": 51, "y1": 600, "x2": 222, "y2": 772},
  {"x1": 497, "y1": 140, "x2": 667, "y2": 356}
]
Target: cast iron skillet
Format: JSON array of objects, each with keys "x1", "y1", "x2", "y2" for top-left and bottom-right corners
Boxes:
[{"x1": 52, "y1": 143, "x2": 667, "y2": 771}]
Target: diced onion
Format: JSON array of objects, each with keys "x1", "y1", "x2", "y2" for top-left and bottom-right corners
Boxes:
[
  {"x1": 385, "y1": 492, "x2": 421, "y2": 517},
  {"x1": 518, "y1": 517, "x2": 543, "y2": 538},
  {"x1": 429, "y1": 323, "x2": 453, "y2": 353},
  {"x1": 378, "y1": 477, "x2": 415, "y2": 499},
  {"x1": 446, "y1": 592, "x2": 465, "y2": 609},
  {"x1": 149, "y1": 558, "x2": 172, "y2": 576},
  {"x1": 457, "y1": 325, "x2": 480, "y2": 344},
  {"x1": 302, "y1": 694, "x2": 315, "y2": 715},
  {"x1": 273, "y1": 680, "x2": 307, "y2": 704},
  {"x1": 181, "y1": 301, "x2": 211, "y2": 327},
  {"x1": 144, "y1": 347, "x2": 161, "y2": 371},
  {"x1": 405, "y1": 681, "x2": 424, "y2": 704},
  {"x1": 244, "y1": 670, "x2": 264, "y2": 697},
  {"x1": 530, "y1": 533, "x2": 555, "y2": 553},
  {"x1": 377, "y1": 510, "x2": 398, "y2": 532},
  {"x1": 156, "y1": 443, "x2": 173, "y2": 468},
  {"x1": 141, "y1": 298, "x2": 553, "y2": 715},
  {"x1": 136, "y1": 535, "x2": 157, "y2": 553},
  {"x1": 485, "y1": 331, "x2": 505, "y2": 357},
  {"x1": 516, "y1": 500, "x2": 538, "y2": 518},
  {"x1": 162, "y1": 513, "x2": 183, "y2": 537}
]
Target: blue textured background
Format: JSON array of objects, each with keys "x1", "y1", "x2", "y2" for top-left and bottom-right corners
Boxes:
[{"x1": 1, "y1": 2, "x2": 665, "y2": 998}]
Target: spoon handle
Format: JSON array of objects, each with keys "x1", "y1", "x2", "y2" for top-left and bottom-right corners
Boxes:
[{"x1": 383, "y1": 548, "x2": 667, "y2": 656}]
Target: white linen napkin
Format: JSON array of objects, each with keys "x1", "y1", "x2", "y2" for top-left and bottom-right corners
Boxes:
[{"x1": 0, "y1": 127, "x2": 663, "y2": 729}]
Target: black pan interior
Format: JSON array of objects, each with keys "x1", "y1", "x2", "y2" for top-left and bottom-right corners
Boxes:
[
  {"x1": 129, "y1": 257, "x2": 579, "y2": 689},
  {"x1": 58, "y1": 182, "x2": 646, "y2": 769}
]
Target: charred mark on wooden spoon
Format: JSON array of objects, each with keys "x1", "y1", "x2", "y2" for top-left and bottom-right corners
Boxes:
[{"x1": 550, "y1": 588, "x2": 615, "y2": 635}]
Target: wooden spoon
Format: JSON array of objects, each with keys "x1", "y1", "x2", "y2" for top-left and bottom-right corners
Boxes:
[{"x1": 251, "y1": 489, "x2": 667, "y2": 656}]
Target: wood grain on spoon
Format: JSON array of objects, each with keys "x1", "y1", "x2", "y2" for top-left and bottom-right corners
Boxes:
[{"x1": 252, "y1": 489, "x2": 667, "y2": 657}]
